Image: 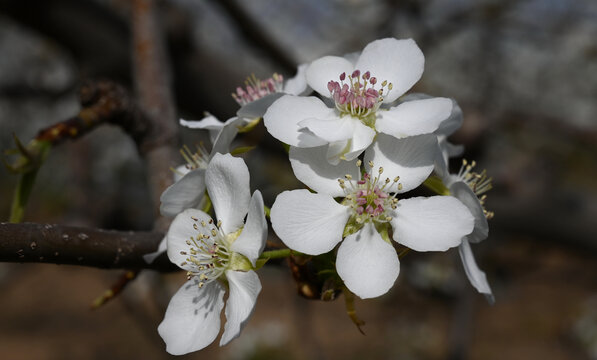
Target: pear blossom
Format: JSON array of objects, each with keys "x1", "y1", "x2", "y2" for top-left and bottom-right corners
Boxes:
[
  {"x1": 263, "y1": 38, "x2": 454, "y2": 164},
  {"x1": 270, "y1": 136, "x2": 475, "y2": 299},
  {"x1": 158, "y1": 153, "x2": 267, "y2": 355},
  {"x1": 180, "y1": 64, "x2": 310, "y2": 141},
  {"x1": 159, "y1": 117, "x2": 241, "y2": 218},
  {"x1": 436, "y1": 154, "x2": 495, "y2": 303}
]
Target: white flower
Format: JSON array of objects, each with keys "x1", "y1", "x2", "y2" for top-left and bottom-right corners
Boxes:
[
  {"x1": 158, "y1": 153, "x2": 267, "y2": 355},
  {"x1": 437, "y1": 157, "x2": 494, "y2": 303},
  {"x1": 263, "y1": 38, "x2": 454, "y2": 164},
  {"x1": 159, "y1": 118, "x2": 241, "y2": 217},
  {"x1": 180, "y1": 65, "x2": 310, "y2": 140},
  {"x1": 269, "y1": 137, "x2": 475, "y2": 299}
]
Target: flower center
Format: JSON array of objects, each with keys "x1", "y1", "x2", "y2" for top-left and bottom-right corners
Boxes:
[
  {"x1": 179, "y1": 216, "x2": 231, "y2": 288},
  {"x1": 339, "y1": 160, "x2": 402, "y2": 224},
  {"x1": 232, "y1": 73, "x2": 284, "y2": 106},
  {"x1": 456, "y1": 159, "x2": 494, "y2": 219},
  {"x1": 176, "y1": 143, "x2": 210, "y2": 173},
  {"x1": 327, "y1": 70, "x2": 392, "y2": 125}
]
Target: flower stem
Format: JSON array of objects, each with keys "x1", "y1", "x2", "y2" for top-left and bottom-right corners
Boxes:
[
  {"x1": 259, "y1": 248, "x2": 299, "y2": 260},
  {"x1": 423, "y1": 175, "x2": 450, "y2": 195},
  {"x1": 9, "y1": 169, "x2": 39, "y2": 223}
]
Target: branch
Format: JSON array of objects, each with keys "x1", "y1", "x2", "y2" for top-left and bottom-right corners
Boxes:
[
  {"x1": 131, "y1": 0, "x2": 179, "y2": 231},
  {"x1": 34, "y1": 80, "x2": 151, "y2": 150},
  {"x1": 0, "y1": 222, "x2": 177, "y2": 271}
]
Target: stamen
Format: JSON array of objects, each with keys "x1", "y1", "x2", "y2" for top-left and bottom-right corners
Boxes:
[
  {"x1": 341, "y1": 165, "x2": 401, "y2": 225},
  {"x1": 232, "y1": 73, "x2": 284, "y2": 106},
  {"x1": 457, "y1": 159, "x2": 494, "y2": 219},
  {"x1": 327, "y1": 69, "x2": 392, "y2": 121}
]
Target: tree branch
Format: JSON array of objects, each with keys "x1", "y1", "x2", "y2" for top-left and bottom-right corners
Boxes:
[
  {"x1": 33, "y1": 80, "x2": 151, "y2": 150},
  {"x1": 0, "y1": 222, "x2": 177, "y2": 271},
  {"x1": 131, "y1": 0, "x2": 179, "y2": 232}
]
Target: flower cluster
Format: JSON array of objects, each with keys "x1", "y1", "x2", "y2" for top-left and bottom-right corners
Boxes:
[{"x1": 152, "y1": 37, "x2": 494, "y2": 355}]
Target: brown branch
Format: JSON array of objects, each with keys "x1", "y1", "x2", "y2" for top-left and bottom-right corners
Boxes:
[
  {"x1": 34, "y1": 80, "x2": 151, "y2": 150},
  {"x1": 0, "y1": 222, "x2": 177, "y2": 271},
  {"x1": 131, "y1": 0, "x2": 179, "y2": 231}
]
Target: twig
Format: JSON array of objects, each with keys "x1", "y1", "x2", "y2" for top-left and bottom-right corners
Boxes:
[
  {"x1": 131, "y1": 0, "x2": 179, "y2": 230},
  {"x1": 0, "y1": 222, "x2": 176, "y2": 272},
  {"x1": 35, "y1": 80, "x2": 151, "y2": 149}
]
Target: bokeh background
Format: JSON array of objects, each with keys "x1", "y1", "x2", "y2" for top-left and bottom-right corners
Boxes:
[{"x1": 1, "y1": 0, "x2": 597, "y2": 359}]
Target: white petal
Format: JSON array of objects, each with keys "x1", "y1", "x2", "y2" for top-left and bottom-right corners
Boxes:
[
  {"x1": 283, "y1": 63, "x2": 310, "y2": 95},
  {"x1": 210, "y1": 117, "x2": 241, "y2": 156},
  {"x1": 206, "y1": 153, "x2": 251, "y2": 234},
  {"x1": 158, "y1": 279, "x2": 225, "y2": 355},
  {"x1": 436, "y1": 99, "x2": 463, "y2": 136},
  {"x1": 306, "y1": 55, "x2": 354, "y2": 98},
  {"x1": 449, "y1": 181, "x2": 489, "y2": 243},
  {"x1": 173, "y1": 164, "x2": 191, "y2": 183},
  {"x1": 325, "y1": 139, "x2": 351, "y2": 166},
  {"x1": 299, "y1": 116, "x2": 356, "y2": 143},
  {"x1": 399, "y1": 94, "x2": 463, "y2": 137},
  {"x1": 270, "y1": 190, "x2": 350, "y2": 255},
  {"x1": 263, "y1": 95, "x2": 332, "y2": 147},
  {"x1": 290, "y1": 146, "x2": 360, "y2": 197},
  {"x1": 321, "y1": 121, "x2": 376, "y2": 165},
  {"x1": 336, "y1": 223, "x2": 400, "y2": 299},
  {"x1": 376, "y1": 97, "x2": 452, "y2": 138},
  {"x1": 434, "y1": 138, "x2": 450, "y2": 180},
  {"x1": 459, "y1": 239, "x2": 494, "y2": 303},
  {"x1": 363, "y1": 134, "x2": 437, "y2": 193},
  {"x1": 437, "y1": 135, "x2": 464, "y2": 173},
  {"x1": 166, "y1": 209, "x2": 214, "y2": 271},
  {"x1": 160, "y1": 169, "x2": 206, "y2": 217},
  {"x1": 354, "y1": 38, "x2": 424, "y2": 102},
  {"x1": 231, "y1": 191, "x2": 267, "y2": 266},
  {"x1": 343, "y1": 121, "x2": 377, "y2": 161},
  {"x1": 143, "y1": 235, "x2": 167, "y2": 264},
  {"x1": 180, "y1": 115, "x2": 225, "y2": 144},
  {"x1": 180, "y1": 114, "x2": 223, "y2": 130},
  {"x1": 237, "y1": 93, "x2": 284, "y2": 120},
  {"x1": 220, "y1": 270, "x2": 262, "y2": 346},
  {"x1": 391, "y1": 196, "x2": 474, "y2": 252}
]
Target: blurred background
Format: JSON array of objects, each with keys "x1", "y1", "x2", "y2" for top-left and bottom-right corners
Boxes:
[{"x1": 1, "y1": 0, "x2": 597, "y2": 359}]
